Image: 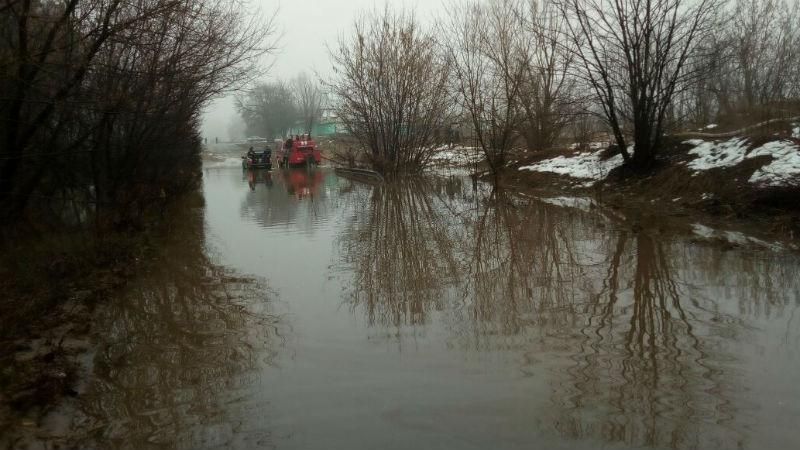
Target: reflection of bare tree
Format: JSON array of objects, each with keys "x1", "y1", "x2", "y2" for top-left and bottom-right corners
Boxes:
[
  {"x1": 71, "y1": 194, "x2": 283, "y2": 450},
  {"x1": 547, "y1": 231, "x2": 747, "y2": 450},
  {"x1": 336, "y1": 174, "x2": 798, "y2": 449},
  {"x1": 448, "y1": 193, "x2": 754, "y2": 448},
  {"x1": 685, "y1": 247, "x2": 800, "y2": 352},
  {"x1": 338, "y1": 178, "x2": 462, "y2": 327},
  {"x1": 444, "y1": 189, "x2": 608, "y2": 352}
]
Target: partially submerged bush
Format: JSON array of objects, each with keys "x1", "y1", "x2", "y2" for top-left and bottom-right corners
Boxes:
[{"x1": 328, "y1": 8, "x2": 452, "y2": 174}]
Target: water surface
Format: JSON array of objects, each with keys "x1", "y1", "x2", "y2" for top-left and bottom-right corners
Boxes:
[{"x1": 54, "y1": 166, "x2": 800, "y2": 449}]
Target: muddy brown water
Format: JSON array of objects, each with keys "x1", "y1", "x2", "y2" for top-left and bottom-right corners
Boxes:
[{"x1": 18, "y1": 166, "x2": 800, "y2": 450}]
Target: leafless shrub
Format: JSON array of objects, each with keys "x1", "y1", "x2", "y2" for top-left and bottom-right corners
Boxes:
[
  {"x1": 445, "y1": 0, "x2": 581, "y2": 172},
  {"x1": 570, "y1": 113, "x2": 603, "y2": 152},
  {"x1": 327, "y1": 7, "x2": 452, "y2": 174}
]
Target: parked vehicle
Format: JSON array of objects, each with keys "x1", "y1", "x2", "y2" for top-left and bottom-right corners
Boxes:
[
  {"x1": 276, "y1": 135, "x2": 322, "y2": 168},
  {"x1": 242, "y1": 148, "x2": 272, "y2": 170}
]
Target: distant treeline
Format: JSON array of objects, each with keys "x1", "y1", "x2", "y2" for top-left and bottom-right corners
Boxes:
[
  {"x1": 235, "y1": 73, "x2": 325, "y2": 141},
  {"x1": 0, "y1": 0, "x2": 274, "y2": 228},
  {"x1": 327, "y1": 0, "x2": 800, "y2": 174}
]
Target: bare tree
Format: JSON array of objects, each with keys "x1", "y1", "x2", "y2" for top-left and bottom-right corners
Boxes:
[
  {"x1": 558, "y1": 0, "x2": 719, "y2": 170},
  {"x1": 445, "y1": 0, "x2": 531, "y2": 173},
  {"x1": 328, "y1": 7, "x2": 452, "y2": 174},
  {"x1": 292, "y1": 72, "x2": 323, "y2": 135},
  {"x1": 675, "y1": 19, "x2": 730, "y2": 126},
  {"x1": 729, "y1": 0, "x2": 800, "y2": 111},
  {"x1": 517, "y1": 0, "x2": 581, "y2": 152},
  {"x1": 0, "y1": 0, "x2": 276, "y2": 224},
  {"x1": 236, "y1": 81, "x2": 298, "y2": 139}
]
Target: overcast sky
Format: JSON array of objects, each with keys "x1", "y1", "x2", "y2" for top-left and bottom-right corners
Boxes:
[{"x1": 200, "y1": 0, "x2": 445, "y2": 141}]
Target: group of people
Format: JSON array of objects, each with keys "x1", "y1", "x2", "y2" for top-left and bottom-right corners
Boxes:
[{"x1": 246, "y1": 146, "x2": 271, "y2": 163}]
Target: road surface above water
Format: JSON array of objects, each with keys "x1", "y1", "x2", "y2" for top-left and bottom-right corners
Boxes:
[{"x1": 40, "y1": 165, "x2": 800, "y2": 450}]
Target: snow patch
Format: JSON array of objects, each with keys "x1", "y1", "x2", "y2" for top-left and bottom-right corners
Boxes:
[
  {"x1": 747, "y1": 140, "x2": 800, "y2": 186},
  {"x1": 539, "y1": 196, "x2": 596, "y2": 212},
  {"x1": 684, "y1": 138, "x2": 800, "y2": 186},
  {"x1": 691, "y1": 223, "x2": 716, "y2": 239},
  {"x1": 791, "y1": 123, "x2": 799, "y2": 139},
  {"x1": 568, "y1": 141, "x2": 608, "y2": 151},
  {"x1": 519, "y1": 150, "x2": 624, "y2": 186},
  {"x1": 685, "y1": 138, "x2": 749, "y2": 172},
  {"x1": 691, "y1": 223, "x2": 784, "y2": 251}
]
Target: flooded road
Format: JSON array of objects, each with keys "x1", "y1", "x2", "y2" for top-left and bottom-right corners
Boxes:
[{"x1": 46, "y1": 166, "x2": 800, "y2": 449}]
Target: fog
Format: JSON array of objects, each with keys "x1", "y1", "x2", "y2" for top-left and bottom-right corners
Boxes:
[{"x1": 200, "y1": 0, "x2": 445, "y2": 142}]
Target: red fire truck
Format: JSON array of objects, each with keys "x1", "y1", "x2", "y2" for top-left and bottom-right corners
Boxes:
[{"x1": 276, "y1": 135, "x2": 322, "y2": 168}]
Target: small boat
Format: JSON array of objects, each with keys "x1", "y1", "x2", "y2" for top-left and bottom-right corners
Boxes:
[{"x1": 276, "y1": 135, "x2": 322, "y2": 168}]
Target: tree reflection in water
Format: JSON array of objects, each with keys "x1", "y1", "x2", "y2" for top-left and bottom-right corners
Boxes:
[
  {"x1": 72, "y1": 193, "x2": 283, "y2": 450},
  {"x1": 338, "y1": 177, "x2": 464, "y2": 327},
  {"x1": 546, "y1": 230, "x2": 747, "y2": 449},
  {"x1": 337, "y1": 175, "x2": 800, "y2": 449},
  {"x1": 457, "y1": 188, "x2": 600, "y2": 348}
]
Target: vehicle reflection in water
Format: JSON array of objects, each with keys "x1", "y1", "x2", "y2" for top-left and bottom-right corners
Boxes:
[
  {"x1": 336, "y1": 175, "x2": 800, "y2": 450},
  {"x1": 239, "y1": 168, "x2": 329, "y2": 231},
  {"x1": 244, "y1": 168, "x2": 273, "y2": 191},
  {"x1": 283, "y1": 169, "x2": 324, "y2": 200},
  {"x1": 71, "y1": 192, "x2": 283, "y2": 450}
]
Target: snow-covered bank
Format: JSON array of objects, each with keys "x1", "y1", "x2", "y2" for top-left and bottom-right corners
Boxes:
[
  {"x1": 518, "y1": 150, "x2": 623, "y2": 186},
  {"x1": 517, "y1": 136, "x2": 799, "y2": 189},
  {"x1": 684, "y1": 137, "x2": 800, "y2": 187},
  {"x1": 506, "y1": 136, "x2": 800, "y2": 248}
]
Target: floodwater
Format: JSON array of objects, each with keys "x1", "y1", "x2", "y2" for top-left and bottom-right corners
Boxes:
[{"x1": 36, "y1": 166, "x2": 800, "y2": 449}]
